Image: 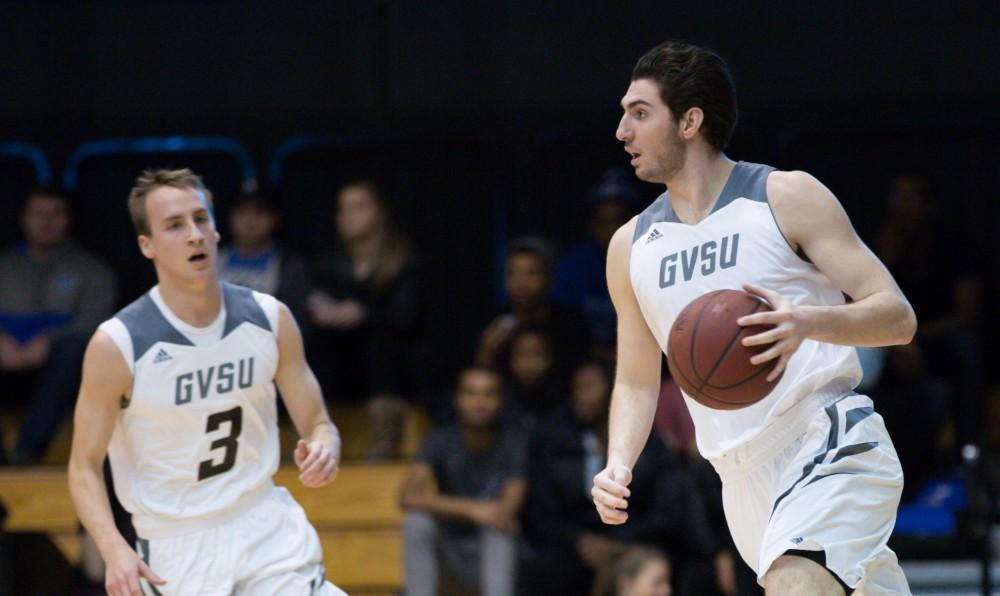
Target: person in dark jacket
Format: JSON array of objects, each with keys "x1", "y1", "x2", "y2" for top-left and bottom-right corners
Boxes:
[
  {"x1": 307, "y1": 180, "x2": 420, "y2": 458},
  {"x1": 523, "y1": 360, "x2": 712, "y2": 595}
]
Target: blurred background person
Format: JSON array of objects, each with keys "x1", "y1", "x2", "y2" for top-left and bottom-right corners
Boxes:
[
  {"x1": 502, "y1": 325, "x2": 567, "y2": 425},
  {"x1": 308, "y1": 180, "x2": 420, "y2": 458},
  {"x1": 522, "y1": 360, "x2": 711, "y2": 595},
  {"x1": 399, "y1": 365, "x2": 526, "y2": 596},
  {"x1": 553, "y1": 168, "x2": 639, "y2": 360},
  {"x1": 594, "y1": 545, "x2": 672, "y2": 596},
  {"x1": 218, "y1": 192, "x2": 311, "y2": 325},
  {"x1": 0, "y1": 188, "x2": 116, "y2": 464},
  {"x1": 476, "y1": 236, "x2": 590, "y2": 371},
  {"x1": 873, "y1": 175, "x2": 983, "y2": 495}
]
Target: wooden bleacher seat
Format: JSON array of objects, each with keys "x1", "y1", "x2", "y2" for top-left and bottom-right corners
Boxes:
[{"x1": 0, "y1": 463, "x2": 410, "y2": 594}]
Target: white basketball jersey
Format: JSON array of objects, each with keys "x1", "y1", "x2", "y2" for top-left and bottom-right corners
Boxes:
[
  {"x1": 98, "y1": 282, "x2": 281, "y2": 538},
  {"x1": 629, "y1": 161, "x2": 862, "y2": 459}
]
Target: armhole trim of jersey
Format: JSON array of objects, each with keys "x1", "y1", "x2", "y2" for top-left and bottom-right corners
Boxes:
[{"x1": 763, "y1": 172, "x2": 814, "y2": 265}]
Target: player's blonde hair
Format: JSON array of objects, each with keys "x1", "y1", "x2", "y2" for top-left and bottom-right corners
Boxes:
[{"x1": 127, "y1": 168, "x2": 214, "y2": 236}]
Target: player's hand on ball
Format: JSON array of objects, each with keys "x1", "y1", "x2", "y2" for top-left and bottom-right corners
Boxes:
[
  {"x1": 104, "y1": 542, "x2": 166, "y2": 596},
  {"x1": 591, "y1": 464, "x2": 632, "y2": 525},
  {"x1": 295, "y1": 439, "x2": 339, "y2": 487},
  {"x1": 737, "y1": 283, "x2": 814, "y2": 382}
]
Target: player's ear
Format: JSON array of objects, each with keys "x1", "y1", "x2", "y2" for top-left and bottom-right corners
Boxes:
[
  {"x1": 680, "y1": 107, "x2": 704, "y2": 141},
  {"x1": 138, "y1": 234, "x2": 155, "y2": 260}
]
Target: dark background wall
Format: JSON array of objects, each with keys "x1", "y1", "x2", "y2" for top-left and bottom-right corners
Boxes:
[{"x1": 2, "y1": 1, "x2": 998, "y2": 152}]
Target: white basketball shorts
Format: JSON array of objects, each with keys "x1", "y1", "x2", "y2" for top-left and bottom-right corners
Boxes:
[
  {"x1": 711, "y1": 392, "x2": 911, "y2": 595},
  {"x1": 137, "y1": 484, "x2": 345, "y2": 596}
]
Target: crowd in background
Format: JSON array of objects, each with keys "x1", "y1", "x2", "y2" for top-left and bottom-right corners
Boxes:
[{"x1": 0, "y1": 165, "x2": 992, "y2": 596}]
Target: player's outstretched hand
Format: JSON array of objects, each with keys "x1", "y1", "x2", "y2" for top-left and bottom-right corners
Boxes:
[
  {"x1": 737, "y1": 282, "x2": 814, "y2": 382},
  {"x1": 104, "y1": 543, "x2": 166, "y2": 596},
  {"x1": 591, "y1": 464, "x2": 632, "y2": 525},
  {"x1": 295, "y1": 439, "x2": 339, "y2": 488}
]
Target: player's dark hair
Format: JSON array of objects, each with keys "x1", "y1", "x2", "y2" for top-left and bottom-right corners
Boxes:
[
  {"x1": 632, "y1": 41, "x2": 738, "y2": 152},
  {"x1": 128, "y1": 168, "x2": 214, "y2": 236}
]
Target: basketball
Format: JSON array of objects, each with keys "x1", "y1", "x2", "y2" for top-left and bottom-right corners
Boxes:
[{"x1": 666, "y1": 289, "x2": 784, "y2": 410}]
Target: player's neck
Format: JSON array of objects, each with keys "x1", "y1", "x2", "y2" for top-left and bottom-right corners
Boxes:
[
  {"x1": 156, "y1": 276, "x2": 223, "y2": 328},
  {"x1": 664, "y1": 152, "x2": 736, "y2": 224}
]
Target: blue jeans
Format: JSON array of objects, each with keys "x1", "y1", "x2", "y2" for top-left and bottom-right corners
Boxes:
[{"x1": 1, "y1": 332, "x2": 88, "y2": 463}]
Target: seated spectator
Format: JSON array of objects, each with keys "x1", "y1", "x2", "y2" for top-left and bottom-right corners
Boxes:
[
  {"x1": 0, "y1": 188, "x2": 116, "y2": 464},
  {"x1": 218, "y1": 192, "x2": 311, "y2": 324},
  {"x1": 523, "y1": 361, "x2": 710, "y2": 595},
  {"x1": 503, "y1": 325, "x2": 567, "y2": 423},
  {"x1": 553, "y1": 168, "x2": 637, "y2": 358},
  {"x1": 477, "y1": 236, "x2": 590, "y2": 371},
  {"x1": 307, "y1": 180, "x2": 420, "y2": 458},
  {"x1": 399, "y1": 366, "x2": 526, "y2": 596},
  {"x1": 595, "y1": 546, "x2": 672, "y2": 596}
]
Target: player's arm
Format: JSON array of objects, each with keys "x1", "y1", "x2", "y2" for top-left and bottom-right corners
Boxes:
[
  {"x1": 274, "y1": 301, "x2": 341, "y2": 488},
  {"x1": 592, "y1": 219, "x2": 664, "y2": 526},
  {"x1": 739, "y1": 171, "x2": 917, "y2": 378},
  {"x1": 68, "y1": 331, "x2": 166, "y2": 596}
]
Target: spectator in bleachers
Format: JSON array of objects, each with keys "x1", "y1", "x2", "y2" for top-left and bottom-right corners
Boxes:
[
  {"x1": 308, "y1": 180, "x2": 420, "y2": 458},
  {"x1": 0, "y1": 188, "x2": 116, "y2": 464},
  {"x1": 874, "y1": 175, "x2": 983, "y2": 488},
  {"x1": 218, "y1": 192, "x2": 311, "y2": 325},
  {"x1": 477, "y1": 236, "x2": 590, "y2": 372},
  {"x1": 522, "y1": 360, "x2": 709, "y2": 595},
  {"x1": 553, "y1": 168, "x2": 637, "y2": 358},
  {"x1": 399, "y1": 365, "x2": 526, "y2": 596},
  {"x1": 503, "y1": 325, "x2": 566, "y2": 423},
  {"x1": 595, "y1": 545, "x2": 672, "y2": 596}
]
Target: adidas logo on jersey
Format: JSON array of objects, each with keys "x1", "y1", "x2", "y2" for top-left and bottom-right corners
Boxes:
[
  {"x1": 645, "y1": 229, "x2": 663, "y2": 244},
  {"x1": 153, "y1": 348, "x2": 173, "y2": 364}
]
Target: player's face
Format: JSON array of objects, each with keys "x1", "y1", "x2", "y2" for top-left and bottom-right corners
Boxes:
[
  {"x1": 22, "y1": 195, "x2": 70, "y2": 250},
  {"x1": 571, "y1": 363, "x2": 610, "y2": 426},
  {"x1": 509, "y1": 332, "x2": 553, "y2": 387},
  {"x1": 616, "y1": 78, "x2": 685, "y2": 184},
  {"x1": 506, "y1": 253, "x2": 550, "y2": 308},
  {"x1": 455, "y1": 370, "x2": 503, "y2": 429},
  {"x1": 139, "y1": 185, "x2": 220, "y2": 282},
  {"x1": 336, "y1": 185, "x2": 381, "y2": 242},
  {"x1": 621, "y1": 559, "x2": 672, "y2": 596}
]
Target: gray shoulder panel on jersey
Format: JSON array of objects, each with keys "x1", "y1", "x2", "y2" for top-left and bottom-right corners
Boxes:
[
  {"x1": 711, "y1": 161, "x2": 776, "y2": 213},
  {"x1": 115, "y1": 293, "x2": 194, "y2": 361},
  {"x1": 221, "y1": 282, "x2": 272, "y2": 338},
  {"x1": 632, "y1": 191, "x2": 679, "y2": 243}
]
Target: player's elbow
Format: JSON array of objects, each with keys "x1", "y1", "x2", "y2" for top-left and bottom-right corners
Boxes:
[{"x1": 894, "y1": 300, "x2": 918, "y2": 345}]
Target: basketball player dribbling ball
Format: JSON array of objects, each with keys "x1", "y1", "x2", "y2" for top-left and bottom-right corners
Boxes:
[
  {"x1": 68, "y1": 169, "x2": 346, "y2": 595},
  {"x1": 591, "y1": 42, "x2": 916, "y2": 595}
]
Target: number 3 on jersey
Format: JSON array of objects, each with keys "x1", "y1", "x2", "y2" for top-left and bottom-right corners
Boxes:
[{"x1": 198, "y1": 406, "x2": 243, "y2": 481}]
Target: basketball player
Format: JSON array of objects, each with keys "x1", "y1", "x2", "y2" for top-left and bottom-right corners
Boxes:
[
  {"x1": 68, "y1": 169, "x2": 345, "y2": 595},
  {"x1": 591, "y1": 42, "x2": 916, "y2": 595}
]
